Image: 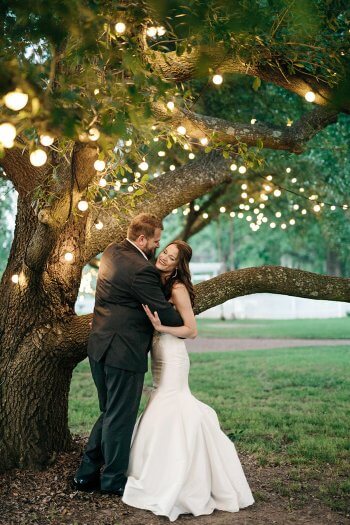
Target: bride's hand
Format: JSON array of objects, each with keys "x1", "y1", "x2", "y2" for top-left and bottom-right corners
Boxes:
[{"x1": 142, "y1": 304, "x2": 163, "y2": 331}]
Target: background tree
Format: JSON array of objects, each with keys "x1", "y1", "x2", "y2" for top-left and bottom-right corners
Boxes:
[{"x1": 0, "y1": 0, "x2": 350, "y2": 472}]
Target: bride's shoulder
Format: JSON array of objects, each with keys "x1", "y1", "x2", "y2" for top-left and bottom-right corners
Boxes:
[
  {"x1": 171, "y1": 281, "x2": 190, "y2": 300},
  {"x1": 172, "y1": 281, "x2": 187, "y2": 291}
]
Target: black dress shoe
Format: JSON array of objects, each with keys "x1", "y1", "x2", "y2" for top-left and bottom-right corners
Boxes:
[
  {"x1": 100, "y1": 486, "x2": 124, "y2": 496},
  {"x1": 72, "y1": 476, "x2": 100, "y2": 492}
]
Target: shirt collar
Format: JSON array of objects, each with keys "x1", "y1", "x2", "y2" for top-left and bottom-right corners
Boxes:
[{"x1": 126, "y1": 238, "x2": 148, "y2": 260}]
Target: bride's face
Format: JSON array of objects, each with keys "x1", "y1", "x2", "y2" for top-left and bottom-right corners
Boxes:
[{"x1": 156, "y1": 244, "x2": 179, "y2": 273}]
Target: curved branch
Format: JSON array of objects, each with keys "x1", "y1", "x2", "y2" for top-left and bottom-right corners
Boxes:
[
  {"x1": 84, "y1": 151, "x2": 232, "y2": 261},
  {"x1": 193, "y1": 265, "x2": 350, "y2": 314},
  {"x1": 153, "y1": 102, "x2": 339, "y2": 154},
  {"x1": 145, "y1": 45, "x2": 346, "y2": 110},
  {"x1": 0, "y1": 145, "x2": 46, "y2": 195}
]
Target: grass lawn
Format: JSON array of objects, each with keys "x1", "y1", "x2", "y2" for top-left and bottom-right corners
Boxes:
[
  {"x1": 196, "y1": 317, "x2": 350, "y2": 339},
  {"x1": 69, "y1": 346, "x2": 350, "y2": 513}
]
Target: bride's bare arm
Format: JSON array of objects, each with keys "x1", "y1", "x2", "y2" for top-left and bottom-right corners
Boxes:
[{"x1": 143, "y1": 283, "x2": 197, "y2": 339}]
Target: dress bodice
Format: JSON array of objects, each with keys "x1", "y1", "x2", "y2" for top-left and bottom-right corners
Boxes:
[{"x1": 151, "y1": 333, "x2": 190, "y2": 392}]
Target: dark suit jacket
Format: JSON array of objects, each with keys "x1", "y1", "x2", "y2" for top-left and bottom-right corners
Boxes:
[{"x1": 87, "y1": 239, "x2": 183, "y2": 372}]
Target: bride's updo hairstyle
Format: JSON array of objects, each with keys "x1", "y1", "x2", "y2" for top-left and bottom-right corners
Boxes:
[{"x1": 163, "y1": 240, "x2": 195, "y2": 307}]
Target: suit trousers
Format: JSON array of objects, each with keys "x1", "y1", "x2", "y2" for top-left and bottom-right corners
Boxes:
[{"x1": 75, "y1": 356, "x2": 144, "y2": 491}]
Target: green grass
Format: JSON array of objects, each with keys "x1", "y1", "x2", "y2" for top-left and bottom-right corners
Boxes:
[
  {"x1": 196, "y1": 317, "x2": 350, "y2": 339},
  {"x1": 69, "y1": 346, "x2": 350, "y2": 512}
]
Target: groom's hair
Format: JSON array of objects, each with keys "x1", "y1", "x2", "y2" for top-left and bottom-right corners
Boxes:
[{"x1": 127, "y1": 213, "x2": 163, "y2": 240}]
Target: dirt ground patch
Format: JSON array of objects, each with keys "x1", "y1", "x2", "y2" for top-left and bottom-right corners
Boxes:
[{"x1": 0, "y1": 437, "x2": 348, "y2": 525}]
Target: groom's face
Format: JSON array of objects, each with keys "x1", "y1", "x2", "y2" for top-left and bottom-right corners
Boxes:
[{"x1": 143, "y1": 228, "x2": 162, "y2": 258}]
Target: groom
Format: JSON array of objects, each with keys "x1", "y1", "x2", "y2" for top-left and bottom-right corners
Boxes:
[{"x1": 73, "y1": 213, "x2": 183, "y2": 495}]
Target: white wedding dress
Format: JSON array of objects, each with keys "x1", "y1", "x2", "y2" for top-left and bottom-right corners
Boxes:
[{"x1": 122, "y1": 333, "x2": 254, "y2": 521}]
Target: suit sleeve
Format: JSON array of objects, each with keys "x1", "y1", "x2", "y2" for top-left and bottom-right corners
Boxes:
[{"x1": 131, "y1": 266, "x2": 184, "y2": 327}]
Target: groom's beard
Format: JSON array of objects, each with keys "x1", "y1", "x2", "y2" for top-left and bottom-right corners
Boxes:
[{"x1": 144, "y1": 246, "x2": 156, "y2": 259}]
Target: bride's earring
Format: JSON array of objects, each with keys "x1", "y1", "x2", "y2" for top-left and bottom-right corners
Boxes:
[{"x1": 172, "y1": 268, "x2": 178, "y2": 278}]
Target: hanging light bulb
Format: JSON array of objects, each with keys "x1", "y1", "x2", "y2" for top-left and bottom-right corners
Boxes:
[
  {"x1": 64, "y1": 252, "x2": 74, "y2": 262},
  {"x1": 238, "y1": 166, "x2": 246, "y2": 174},
  {"x1": 88, "y1": 128, "x2": 100, "y2": 141},
  {"x1": 95, "y1": 220, "x2": 104, "y2": 230},
  {"x1": 125, "y1": 139, "x2": 132, "y2": 146},
  {"x1": 167, "y1": 101, "x2": 175, "y2": 111},
  {"x1": 157, "y1": 26, "x2": 166, "y2": 36},
  {"x1": 273, "y1": 189, "x2": 281, "y2": 197},
  {"x1": 40, "y1": 134, "x2": 54, "y2": 146},
  {"x1": 202, "y1": 213, "x2": 209, "y2": 219},
  {"x1": 158, "y1": 150, "x2": 165, "y2": 157},
  {"x1": 146, "y1": 26, "x2": 157, "y2": 37},
  {"x1": 177, "y1": 125, "x2": 186, "y2": 135},
  {"x1": 138, "y1": 160, "x2": 148, "y2": 171},
  {"x1": 305, "y1": 91, "x2": 316, "y2": 102},
  {"x1": 200, "y1": 137, "x2": 208, "y2": 146},
  {"x1": 0, "y1": 123, "x2": 16, "y2": 148},
  {"x1": 230, "y1": 163, "x2": 237, "y2": 171},
  {"x1": 115, "y1": 22, "x2": 126, "y2": 34},
  {"x1": 11, "y1": 274, "x2": 19, "y2": 283},
  {"x1": 230, "y1": 211, "x2": 235, "y2": 218},
  {"x1": 313, "y1": 204, "x2": 321, "y2": 212},
  {"x1": 212, "y1": 74, "x2": 223, "y2": 85},
  {"x1": 188, "y1": 153, "x2": 195, "y2": 159},
  {"x1": 30, "y1": 149, "x2": 47, "y2": 167},
  {"x1": 99, "y1": 178, "x2": 107, "y2": 187},
  {"x1": 270, "y1": 222, "x2": 276, "y2": 228},
  {"x1": 169, "y1": 164, "x2": 176, "y2": 171},
  {"x1": 4, "y1": 90, "x2": 28, "y2": 111},
  {"x1": 220, "y1": 206, "x2": 226, "y2": 213},
  {"x1": 78, "y1": 200, "x2": 89, "y2": 211},
  {"x1": 94, "y1": 160, "x2": 106, "y2": 171}
]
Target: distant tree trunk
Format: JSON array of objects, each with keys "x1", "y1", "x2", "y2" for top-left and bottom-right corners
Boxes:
[{"x1": 326, "y1": 249, "x2": 342, "y2": 276}]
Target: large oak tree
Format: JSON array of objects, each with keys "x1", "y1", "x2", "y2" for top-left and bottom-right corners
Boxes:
[{"x1": 0, "y1": 0, "x2": 350, "y2": 471}]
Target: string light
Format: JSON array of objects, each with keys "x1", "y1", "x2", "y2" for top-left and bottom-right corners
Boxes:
[
  {"x1": 230, "y1": 163, "x2": 237, "y2": 171},
  {"x1": 88, "y1": 128, "x2": 100, "y2": 141},
  {"x1": 212, "y1": 74, "x2": 223, "y2": 85},
  {"x1": 146, "y1": 26, "x2": 157, "y2": 37},
  {"x1": 78, "y1": 200, "x2": 89, "y2": 211},
  {"x1": 194, "y1": 204, "x2": 200, "y2": 211},
  {"x1": 115, "y1": 22, "x2": 126, "y2": 34},
  {"x1": 94, "y1": 88, "x2": 100, "y2": 95},
  {"x1": 286, "y1": 167, "x2": 291, "y2": 173},
  {"x1": 11, "y1": 274, "x2": 19, "y2": 283},
  {"x1": 220, "y1": 206, "x2": 226, "y2": 213},
  {"x1": 4, "y1": 90, "x2": 28, "y2": 111},
  {"x1": 125, "y1": 139, "x2": 132, "y2": 146},
  {"x1": 200, "y1": 137, "x2": 208, "y2": 146},
  {"x1": 139, "y1": 160, "x2": 148, "y2": 171},
  {"x1": 158, "y1": 150, "x2": 165, "y2": 157},
  {"x1": 270, "y1": 222, "x2": 276, "y2": 228},
  {"x1": 230, "y1": 212, "x2": 235, "y2": 217},
  {"x1": 157, "y1": 26, "x2": 166, "y2": 36},
  {"x1": 167, "y1": 101, "x2": 175, "y2": 111},
  {"x1": 169, "y1": 164, "x2": 176, "y2": 171},
  {"x1": 177, "y1": 125, "x2": 186, "y2": 135},
  {"x1": 0, "y1": 123, "x2": 16, "y2": 148},
  {"x1": 305, "y1": 91, "x2": 316, "y2": 102},
  {"x1": 95, "y1": 220, "x2": 104, "y2": 230},
  {"x1": 99, "y1": 178, "x2": 107, "y2": 187},
  {"x1": 273, "y1": 189, "x2": 281, "y2": 197},
  {"x1": 238, "y1": 166, "x2": 246, "y2": 174},
  {"x1": 94, "y1": 160, "x2": 106, "y2": 171},
  {"x1": 40, "y1": 134, "x2": 54, "y2": 146},
  {"x1": 189, "y1": 153, "x2": 195, "y2": 159},
  {"x1": 30, "y1": 149, "x2": 47, "y2": 166},
  {"x1": 202, "y1": 212, "x2": 209, "y2": 219},
  {"x1": 64, "y1": 252, "x2": 74, "y2": 262},
  {"x1": 250, "y1": 118, "x2": 257, "y2": 125}
]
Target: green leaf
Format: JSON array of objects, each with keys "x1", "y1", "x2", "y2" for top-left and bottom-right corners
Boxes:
[{"x1": 252, "y1": 77, "x2": 261, "y2": 92}]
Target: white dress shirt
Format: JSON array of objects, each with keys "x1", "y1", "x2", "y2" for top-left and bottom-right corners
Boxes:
[{"x1": 126, "y1": 238, "x2": 148, "y2": 261}]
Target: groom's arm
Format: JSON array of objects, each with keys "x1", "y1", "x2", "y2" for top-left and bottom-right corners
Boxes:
[{"x1": 131, "y1": 266, "x2": 184, "y2": 327}]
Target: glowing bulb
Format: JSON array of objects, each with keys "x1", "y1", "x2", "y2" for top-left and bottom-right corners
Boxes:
[
  {"x1": 158, "y1": 150, "x2": 165, "y2": 157},
  {"x1": 95, "y1": 220, "x2": 104, "y2": 230},
  {"x1": 238, "y1": 212, "x2": 244, "y2": 219},
  {"x1": 246, "y1": 215, "x2": 252, "y2": 221},
  {"x1": 169, "y1": 164, "x2": 176, "y2": 171},
  {"x1": 128, "y1": 186, "x2": 134, "y2": 192},
  {"x1": 274, "y1": 189, "x2": 281, "y2": 197},
  {"x1": 78, "y1": 200, "x2": 89, "y2": 211},
  {"x1": 125, "y1": 139, "x2": 132, "y2": 146},
  {"x1": 220, "y1": 206, "x2": 226, "y2": 213},
  {"x1": 194, "y1": 204, "x2": 200, "y2": 211},
  {"x1": 200, "y1": 137, "x2": 208, "y2": 146},
  {"x1": 4, "y1": 90, "x2": 28, "y2": 111},
  {"x1": 0, "y1": 123, "x2": 16, "y2": 147},
  {"x1": 212, "y1": 74, "x2": 223, "y2": 85},
  {"x1": 266, "y1": 175, "x2": 273, "y2": 181},
  {"x1": 286, "y1": 167, "x2": 291, "y2": 173},
  {"x1": 177, "y1": 125, "x2": 186, "y2": 135},
  {"x1": 250, "y1": 118, "x2": 257, "y2": 125},
  {"x1": 230, "y1": 163, "x2": 237, "y2": 171},
  {"x1": 138, "y1": 161, "x2": 148, "y2": 171},
  {"x1": 270, "y1": 222, "x2": 276, "y2": 228},
  {"x1": 114, "y1": 182, "x2": 121, "y2": 191},
  {"x1": 88, "y1": 128, "x2": 100, "y2": 141},
  {"x1": 30, "y1": 149, "x2": 47, "y2": 167},
  {"x1": 264, "y1": 184, "x2": 271, "y2": 192},
  {"x1": 157, "y1": 26, "x2": 166, "y2": 36},
  {"x1": 183, "y1": 144, "x2": 189, "y2": 150},
  {"x1": 99, "y1": 178, "x2": 107, "y2": 187},
  {"x1": 259, "y1": 203, "x2": 265, "y2": 209},
  {"x1": 167, "y1": 101, "x2": 175, "y2": 111},
  {"x1": 202, "y1": 213, "x2": 209, "y2": 219},
  {"x1": 189, "y1": 153, "x2": 195, "y2": 159},
  {"x1": 94, "y1": 160, "x2": 106, "y2": 171},
  {"x1": 291, "y1": 178, "x2": 297, "y2": 183},
  {"x1": 64, "y1": 252, "x2": 74, "y2": 262},
  {"x1": 343, "y1": 204, "x2": 348, "y2": 210},
  {"x1": 238, "y1": 166, "x2": 246, "y2": 174},
  {"x1": 275, "y1": 211, "x2": 282, "y2": 218},
  {"x1": 115, "y1": 22, "x2": 126, "y2": 34},
  {"x1": 172, "y1": 209, "x2": 178, "y2": 214},
  {"x1": 94, "y1": 88, "x2": 100, "y2": 95},
  {"x1": 11, "y1": 274, "x2": 19, "y2": 283},
  {"x1": 40, "y1": 134, "x2": 54, "y2": 146},
  {"x1": 305, "y1": 91, "x2": 316, "y2": 102},
  {"x1": 293, "y1": 204, "x2": 299, "y2": 210},
  {"x1": 289, "y1": 219, "x2": 296, "y2": 225},
  {"x1": 331, "y1": 205, "x2": 336, "y2": 211},
  {"x1": 301, "y1": 209, "x2": 307, "y2": 215},
  {"x1": 230, "y1": 212, "x2": 235, "y2": 218},
  {"x1": 241, "y1": 184, "x2": 247, "y2": 190},
  {"x1": 146, "y1": 26, "x2": 157, "y2": 37},
  {"x1": 241, "y1": 192, "x2": 248, "y2": 199},
  {"x1": 281, "y1": 223, "x2": 287, "y2": 229},
  {"x1": 313, "y1": 204, "x2": 321, "y2": 212},
  {"x1": 299, "y1": 187, "x2": 305, "y2": 192}
]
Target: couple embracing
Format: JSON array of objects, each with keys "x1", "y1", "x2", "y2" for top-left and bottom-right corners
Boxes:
[{"x1": 73, "y1": 213, "x2": 254, "y2": 521}]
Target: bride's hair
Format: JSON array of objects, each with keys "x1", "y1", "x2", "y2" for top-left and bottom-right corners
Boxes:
[{"x1": 162, "y1": 240, "x2": 195, "y2": 307}]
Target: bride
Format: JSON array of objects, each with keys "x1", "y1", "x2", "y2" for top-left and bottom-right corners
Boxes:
[{"x1": 122, "y1": 240, "x2": 254, "y2": 521}]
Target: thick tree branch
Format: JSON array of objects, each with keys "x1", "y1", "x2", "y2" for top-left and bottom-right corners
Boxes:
[
  {"x1": 0, "y1": 145, "x2": 46, "y2": 195},
  {"x1": 153, "y1": 102, "x2": 339, "y2": 154},
  {"x1": 145, "y1": 45, "x2": 347, "y2": 111},
  {"x1": 193, "y1": 265, "x2": 350, "y2": 314},
  {"x1": 84, "y1": 152, "x2": 232, "y2": 261}
]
